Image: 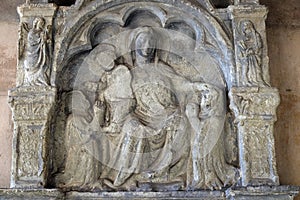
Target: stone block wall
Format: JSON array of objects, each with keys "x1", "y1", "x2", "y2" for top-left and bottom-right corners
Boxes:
[{"x1": 0, "y1": 0, "x2": 299, "y2": 199}]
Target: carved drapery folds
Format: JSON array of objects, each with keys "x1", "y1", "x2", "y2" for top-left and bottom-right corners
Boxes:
[
  {"x1": 17, "y1": 4, "x2": 56, "y2": 87},
  {"x1": 7, "y1": 0, "x2": 299, "y2": 199},
  {"x1": 8, "y1": 4, "x2": 57, "y2": 188},
  {"x1": 52, "y1": 7, "x2": 237, "y2": 190}
]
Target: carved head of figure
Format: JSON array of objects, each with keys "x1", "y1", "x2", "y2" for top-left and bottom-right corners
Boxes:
[
  {"x1": 132, "y1": 27, "x2": 157, "y2": 63},
  {"x1": 97, "y1": 43, "x2": 117, "y2": 71},
  {"x1": 240, "y1": 20, "x2": 255, "y2": 37},
  {"x1": 33, "y1": 17, "x2": 45, "y2": 31}
]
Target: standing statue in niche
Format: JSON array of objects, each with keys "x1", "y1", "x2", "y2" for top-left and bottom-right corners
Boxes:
[
  {"x1": 238, "y1": 20, "x2": 269, "y2": 87},
  {"x1": 22, "y1": 17, "x2": 51, "y2": 86}
]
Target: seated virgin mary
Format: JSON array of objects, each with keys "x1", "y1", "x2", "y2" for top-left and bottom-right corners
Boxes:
[
  {"x1": 60, "y1": 27, "x2": 237, "y2": 192},
  {"x1": 98, "y1": 27, "x2": 192, "y2": 191}
]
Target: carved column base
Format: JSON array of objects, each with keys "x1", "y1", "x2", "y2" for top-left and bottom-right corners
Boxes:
[
  {"x1": 8, "y1": 86, "x2": 56, "y2": 188},
  {"x1": 226, "y1": 186, "x2": 300, "y2": 200}
]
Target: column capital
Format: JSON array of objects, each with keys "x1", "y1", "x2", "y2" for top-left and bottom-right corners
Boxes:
[{"x1": 229, "y1": 87, "x2": 280, "y2": 122}]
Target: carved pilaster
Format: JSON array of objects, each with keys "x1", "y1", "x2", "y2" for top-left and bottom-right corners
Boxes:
[
  {"x1": 229, "y1": 87, "x2": 280, "y2": 186},
  {"x1": 17, "y1": 4, "x2": 57, "y2": 87},
  {"x1": 229, "y1": 5, "x2": 270, "y2": 87},
  {"x1": 9, "y1": 86, "x2": 56, "y2": 188}
]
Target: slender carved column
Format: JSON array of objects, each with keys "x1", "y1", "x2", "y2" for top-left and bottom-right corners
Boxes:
[
  {"x1": 8, "y1": 3, "x2": 57, "y2": 188},
  {"x1": 228, "y1": 4, "x2": 280, "y2": 187}
]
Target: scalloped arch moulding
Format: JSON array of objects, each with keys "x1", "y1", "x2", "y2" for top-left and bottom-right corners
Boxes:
[{"x1": 3, "y1": 0, "x2": 299, "y2": 199}]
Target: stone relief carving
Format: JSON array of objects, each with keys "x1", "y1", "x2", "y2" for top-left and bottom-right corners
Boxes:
[
  {"x1": 53, "y1": 26, "x2": 237, "y2": 191},
  {"x1": 186, "y1": 84, "x2": 237, "y2": 190},
  {"x1": 238, "y1": 20, "x2": 269, "y2": 87},
  {"x1": 17, "y1": 126, "x2": 42, "y2": 178},
  {"x1": 7, "y1": 0, "x2": 299, "y2": 199},
  {"x1": 229, "y1": 87, "x2": 280, "y2": 186},
  {"x1": 9, "y1": 85, "x2": 56, "y2": 187},
  {"x1": 55, "y1": 90, "x2": 101, "y2": 190},
  {"x1": 20, "y1": 17, "x2": 52, "y2": 86}
]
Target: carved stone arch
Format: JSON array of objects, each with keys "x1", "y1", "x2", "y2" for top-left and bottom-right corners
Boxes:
[
  {"x1": 123, "y1": 7, "x2": 166, "y2": 28},
  {"x1": 66, "y1": 16, "x2": 124, "y2": 60},
  {"x1": 73, "y1": 0, "x2": 216, "y2": 12},
  {"x1": 165, "y1": 18, "x2": 197, "y2": 41},
  {"x1": 90, "y1": 21, "x2": 123, "y2": 47},
  {"x1": 53, "y1": 0, "x2": 235, "y2": 88}
]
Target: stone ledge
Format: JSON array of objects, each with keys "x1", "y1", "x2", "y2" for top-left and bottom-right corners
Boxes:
[
  {"x1": 226, "y1": 185, "x2": 300, "y2": 200},
  {"x1": 0, "y1": 186, "x2": 298, "y2": 200},
  {"x1": 66, "y1": 190, "x2": 225, "y2": 200},
  {"x1": 0, "y1": 189, "x2": 64, "y2": 200}
]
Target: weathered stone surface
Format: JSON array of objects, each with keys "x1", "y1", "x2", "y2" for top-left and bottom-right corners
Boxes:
[
  {"x1": 50, "y1": 0, "x2": 238, "y2": 192},
  {"x1": 5, "y1": 0, "x2": 300, "y2": 199},
  {"x1": 66, "y1": 191, "x2": 226, "y2": 200},
  {"x1": 1, "y1": 187, "x2": 298, "y2": 200},
  {"x1": 229, "y1": 87, "x2": 280, "y2": 186},
  {"x1": 16, "y1": 3, "x2": 57, "y2": 87},
  {"x1": 0, "y1": 189, "x2": 63, "y2": 200},
  {"x1": 226, "y1": 186, "x2": 300, "y2": 200},
  {"x1": 9, "y1": 86, "x2": 56, "y2": 188}
]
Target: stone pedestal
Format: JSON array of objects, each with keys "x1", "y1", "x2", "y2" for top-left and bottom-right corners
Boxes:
[
  {"x1": 229, "y1": 87, "x2": 280, "y2": 186},
  {"x1": 8, "y1": 86, "x2": 56, "y2": 188}
]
